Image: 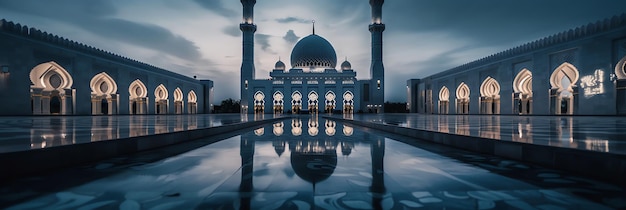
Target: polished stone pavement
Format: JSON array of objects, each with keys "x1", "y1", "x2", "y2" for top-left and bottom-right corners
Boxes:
[
  {"x1": 1, "y1": 117, "x2": 624, "y2": 209},
  {"x1": 0, "y1": 114, "x2": 277, "y2": 153},
  {"x1": 337, "y1": 114, "x2": 626, "y2": 155}
]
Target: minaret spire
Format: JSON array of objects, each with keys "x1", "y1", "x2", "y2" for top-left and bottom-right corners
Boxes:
[
  {"x1": 312, "y1": 20, "x2": 315, "y2": 34},
  {"x1": 240, "y1": 0, "x2": 257, "y2": 114},
  {"x1": 369, "y1": 0, "x2": 385, "y2": 112}
]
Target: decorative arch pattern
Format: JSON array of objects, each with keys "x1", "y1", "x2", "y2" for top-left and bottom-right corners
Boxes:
[
  {"x1": 325, "y1": 91, "x2": 336, "y2": 113},
  {"x1": 29, "y1": 61, "x2": 74, "y2": 115},
  {"x1": 438, "y1": 86, "x2": 449, "y2": 114},
  {"x1": 30, "y1": 61, "x2": 73, "y2": 91},
  {"x1": 90, "y1": 72, "x2": 118, "y2": 115},
  {"x1": 253, "y1": 91, "x2": 265, "y2": 114},
  {"x1": 550, "y1": 62, "x2": 579, "y2": 91},
  {"x1": 129, "y1": 79, "x2": 148, "y2": 114},
  {"x1": 343, "y1": 91, "x2": 354, "y2": 114},
  {"x1": 616, "y1": 56, "x2": 626, "y2": 80},
  {"x1": 273, "y1": 91, "x2": 284, "y2": 113},
  {"x1": 456, "y1": 82, "x2": 470, "y2": 114},
  {"x1": 549, "y1": 62, "x2": 579, "y2": 115},
  {"x1": 187, "y1": 90, "x2": 197, "y2": 114},
  {"x1": 173, "y1": 88, "x2": 184, "y2": 114},
  {"x1": 308, "y1": 91, "x2": 319, "y2": 113},
  {"x1": 479, "y1": 77, "x2": 501, "y2": 114},
  {"x1": 154, "y1": 84, "x2": 168, "y2": 114},
  {"x1": 291, "y1": 91, "x2": 302, "y2": 113},
  {"x1": 514, "y1": 69, "x2": 533, "y2": 115}
]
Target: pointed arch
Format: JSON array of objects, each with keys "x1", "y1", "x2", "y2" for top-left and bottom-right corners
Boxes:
[
  {"x1": 456, "y1": 82, "x2": 470, "y2": 114},
  {"x1": 129, "y1": 79, "x2": 148, "y2": 115},
  {"x1": 90, "y1": 72, "x2": 117, "y2": 96},
  {"x1": 550, "y1": 62, "x2": 579, "y2": 91},
  {"x1": 438, "y1": 86, "x2": 449, "y2": 114},
  {"x1": 343, "y1": 91, "x2": 354, "y2": 114},
  {"x1": 513, "y1": 69, "x2": 533, "y2": 95},
  {"x1": 550, "y1": 62, "x2": 579, "y2": 115},
  {"x1": 325, "y1": 91, "x2": 336, "y2": 113},
  {"x1": 616, "y1": 55, "x2": 626, "y2": 80},
  {"x1": 291, "y1": 91, "x2": 303, "y2": 113},
  {"x1": 273, "y1": 91, "x2": 284, "y2": 114},
  {"x1": 90, "y1": 72, "x2": 118, "y2": 115},
  {"x1": 308, "y1": 91, "x2": 319, "y2": 113},
  {"x1": 154, "y1": 84, "x2": 168, "y2": 114},
  {"x1": 253, "y1": 91, "x2": 265, "y2": 114},
  {"x1": 187, "y1": 90, "x2": 197, "y2": 103},
  {"x1": 173, "y1": 88, "x2": 183, "y2": 102},
  {"x1": 480, "y1": 77, "x2": 501, "y2": 114},
  {"x1": 173, "y1": 88, "x2": 184, "y2": 114},
  {"x1": 456, "y1": 82, "x2": 470, "y2": 100},
  {"x1": 29, "y1": 61, "x2": 74, "y2": 115},
  {"x1": 187, "y1": 90, "x2": 197, "y2": 114}
]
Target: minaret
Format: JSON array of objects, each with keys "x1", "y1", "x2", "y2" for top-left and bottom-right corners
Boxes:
[
  {"x1": 369, "y1": 0, "x2": 385, "y2": 112},
  {"x1": 240, "y1": 0, "x2": 256, "y2": 113}
]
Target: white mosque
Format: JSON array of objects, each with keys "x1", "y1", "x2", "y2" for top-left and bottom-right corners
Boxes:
[{"x1": 239, "y1": 0, "x2": 386, "y2": 114}]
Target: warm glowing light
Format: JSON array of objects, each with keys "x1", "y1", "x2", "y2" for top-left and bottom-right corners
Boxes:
[{"x1": 580, "y1": 69, "x2": 605, "y2": 97}]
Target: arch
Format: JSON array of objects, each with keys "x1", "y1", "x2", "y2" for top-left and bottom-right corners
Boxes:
[
  {"x1": 615, "y1": 55, "x2": 626, "y2": 80},
  {"x1": 273, "y1": 91, "x2": 284, "y2": 114},
  {"x1": 29, "y1": 61, "x2": 74, "y2": 115},
  {"x1": 325, "y1": 91, "x2": 336, "y2": 113},
  {"x1": 479, "y1": 77, "x2": 501, "y2": 114},
  {"x1": 308, "y1": 91, "x2": 319, "y2": 113},
  {"x1": 291, "y1": 91, "x2": 302, "y2": 114},
  {"x1": 513, "y1": 69, "x2": 533, "y2": 114},
  {"x1": 343, "y1": 91, "x2": 354, "y2": 114},
  {"x1": 456, "y1": 82, "x2": 470, "y2": 114},
  {"x1": 253, "y1": 91, "x2": 265, "y2": 114},
  {"x1": 173, "y1": 88, "x2": 183, "y2": 102},
  {"x1": 549, "y1": 62, "x2": 579, "y2": 115},
  {"x1": 154, "y1": 84, "x2": 168, "y2": 114},
  {"x1": 173, "y1": 88, "x2": 184, "y2": 114},
  {"x1": 187, "y1": 90, "x2": 197, "y2": 114},
  {"x1": 128, "y1": 79, "x2": 148, "y2": 114},
  {"x1": 90, "y1": 72, "x2": 118, "y2": 115},
  {"x1": 439, "y1": 86, "x2": 449, "y2": 114}
]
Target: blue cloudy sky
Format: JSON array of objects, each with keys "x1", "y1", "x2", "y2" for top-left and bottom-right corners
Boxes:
[{"x1": 1, "y1": 0, "x2": 625, "y2": 102}]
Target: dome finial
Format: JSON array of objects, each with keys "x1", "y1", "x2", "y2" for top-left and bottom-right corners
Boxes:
[{"x1": 312, "y1": 20, "x2": 315, "y2": 34}]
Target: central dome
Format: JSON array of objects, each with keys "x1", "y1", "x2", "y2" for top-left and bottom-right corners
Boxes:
[{"x1": 290, "y1": 34, "x2": 337, "y2": 70}]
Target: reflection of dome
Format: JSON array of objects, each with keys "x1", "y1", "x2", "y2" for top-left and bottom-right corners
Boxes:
[
  {"x1": 341, "y1": 60, "x2": 351, "y2": 70},
  {"x1": 290, "y1": 34, "x2": 337, "y2": 69},
  {"x1": 291, "y1": 151, "x2": 337, "y2": 184},
  {"x1": 275, "y1": 60, "x2": 286, "y2": 70}
]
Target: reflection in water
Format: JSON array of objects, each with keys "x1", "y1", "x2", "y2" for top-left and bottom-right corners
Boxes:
[
  {"x1": 325, "y1": 120, "x2": 336, "y2": 136},
  {"x1": 272, "y1": 122, "x2": 284, "y2": 136},
  {"x1": 343, "y1": 125, "x2": 353, "y2": 136},
  {"x1": 513, "y1": 118, "x2": 533, "y2": 143},
  {"x1": 292, "y1": 118, "x2": 302, "y2": 136},
  {"x1": 30, "y1": 118, "x2": 75, "y2": 149},
  {"x1": 155, "y1": 116, "x2": 168, "y2": 134},
  {"x1": 455, "y1": 116, "x2": 470, "y2": 136},
  {"x1": 479, "y1": 116, "x2": 500, "y2": 139},
  {"x1": 91, "y1": 117, "x2": 117, "y2": 142},
  {"x1": 438, "y1": 115, "x2": 449, "y2": 133},
  {"x1": 308, "y1": 117, "x2": 319, "y2": 136},
  {"x1": 254, "y1": 127, "x2": 264, "y2": 136}
]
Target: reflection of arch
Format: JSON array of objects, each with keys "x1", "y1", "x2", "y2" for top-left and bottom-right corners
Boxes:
[
  {"x1": 308, "y1": 91, "x2": 319, "y2": 113},
  {"x1": 343, "y1": 125, "x2": 353, "y2": 136},
  {"x1": 253, "y1": 91, "x2": 265, "y2": 114},
  {"x1": 550, "y1": 62, "x2": 579, "y2": 115},
  {"x1": 90, "y1": 72, "x2": 118, "y2": 115},
  {"x1": 325, "y1": 120, "x2": 336, "y2": 136},
  {"x1": 438, "y1": 86, "x2": 449, "y2": 114},
  {"x1": 513, "y1": 69, "x2": 533, "y2": 114},
  {"x1": 129, "y1": 79, "x2": 148, "y2": 114},
  {"x1": 273, "y1": 91, "x2": 284, "y2": 114},
  {"x1": 292, "y1": 91, "x2": 302, "y2": 114},
  {"x1": 456, "y1": 82, "x2": 470, "y2": 114},
  {"x1": 254, "y1": 127, "x2": 264, "y2": 136},
  {"x1": 30, "y1": 61, "x2": 74, "y2": 115},
  {"x1": 342, "y1": 91, "x2": 354, "y2": 114},
  {"x1": 292, "y1": 118, "x2": 302, "y2": 136},
  {"x1": 187, "y1": 90, "x2": 197, "y2": 114},
  {"x1": 154, "y1": 84, "x2": 168, "y2": 114},
  {"x1": 308, "y1": 117, "x2": 318, "y2": 136},
  {"x1": 479, "y1": 77, "x2": 500, "y2": 114},
  {"x1": 325, "y1": 91, "x2": 336, "y2": 113},
  {"x1": 173, "y1": 88, "x2": 184, "y2": 114}
]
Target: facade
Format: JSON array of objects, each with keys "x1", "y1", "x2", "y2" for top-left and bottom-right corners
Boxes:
[
  {"x1": 408, "y1": 14, "x2": 626, "y2": 115},
  {"x1": 239, "y1": 0, "x2": 386, "y2": 114},
  {"x1": 0, "y1": 19, "x2": 214, "y2": 115}
]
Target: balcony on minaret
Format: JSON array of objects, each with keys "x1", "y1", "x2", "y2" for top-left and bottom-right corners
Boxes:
[
  {"x1": 240, "y1": 23, "x2": 256, "y2": 32},
  {"x1": 369, "y1": 23, "x2": 385, "y2": 32}
]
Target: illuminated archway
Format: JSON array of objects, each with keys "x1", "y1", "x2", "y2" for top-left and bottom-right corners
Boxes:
[
  {"x1": 325, "y1": 91, "x2": 336, "y2": 113},
  {"x1": 456, "y1": 82, "x2": 470, "y2": 114},
  {"x1": 273, "y1": 91, "x2": 284, "y2": 114},
  {"x1": 308, "y1": 91, "x2": 319, "y2": 114},
  {"x1": 187, "y1": 90, "x2": 197, "y2": 114},
  {"x1": 615, "y1": 56, "x2": 626, "y2": 114},
  {"x1": 129, "y1": 79, "x2": 148, "y2": 114},
  {"x1": 291, "y1": 91, "x2": 302, "y2": 114},
  {"x1": 513, "y1": 69, "x2": 533, "y2": 114},
  {"x1": 253, "y1": 91, "x2": 265, "y2": 114},
  {"x1": 29, "y1": 61, "x2": 74, "y2": 115},
  {"x1": 479, "y1": 77, "x2": 500, "y2": 114},
  {"x1": 90, "y1": 72, "x2": 117, "y2": 115},
  {"x1": 343, "y1": 91, "x2": 354, "y2": 114},
  {"x1": 438, "y1": 86, "x2": 449, "y2": 114},
  {"x1": 154, "y1": 84, "x2": 168, "y2": 114},
  {"x1": 173, "y1": 88, "x2": 184, "y2": 114},
  {"x1": 550, "y1": 62, "x2": 579, "y2": 115}
]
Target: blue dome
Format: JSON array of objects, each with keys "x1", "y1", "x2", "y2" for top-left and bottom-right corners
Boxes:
[
  {"x1": 290, "y1": 34, "x2": 337, "y2": 69},
  {"x1": 275, "y1": 60, "x2": 286, "y2": 70}
]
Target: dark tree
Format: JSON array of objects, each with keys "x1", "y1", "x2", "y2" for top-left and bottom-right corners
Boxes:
[
  {"x1": 216, "y1": 98, "x2": 241, "y2": 113},
  {"x1": 384, "y1": 101, "x2": 409, "y2": 113}
]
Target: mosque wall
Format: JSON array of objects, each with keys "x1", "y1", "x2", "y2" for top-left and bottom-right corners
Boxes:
[
  {"x1": 409, "y1": 14, "x2": 626, "y2": 115},
  {"x1": 0, "y1": 19, "x2": 213, "y2": 115}
]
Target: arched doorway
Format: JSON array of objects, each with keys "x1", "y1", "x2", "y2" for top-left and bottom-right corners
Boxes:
[
  {"x1": 438, "y1": 86, "x2": 449, "y2": 114},
  {"x1": 479, "y1": 77, "x2": 500, "y2": 114},
  {"x1": 513, "y1": 69, "x2": 533, "y2": 115},
  {"x1": 90, "y1": 72, "x2": 118, "y2": 115},
  {"x1": 550, "y1": 62, "x2": 579, "y2": 115},
  {"x1": 308, "y1": 91, "x2": 318, "y2": 114},
  {"x1": 614, "y1": 56, "x2": 626, "y2": 114},
  {"x1": 273, "y1": 91, "x2": 284, "y2": 114},
  {"x1": 456, "y1": 82, "x2": 470, "y2": 114},
  {"x1": 292, "y1": 91, "x2": 302, "y2": 114},
  {"x1": 174, "y1": 88, "x2": 184, "y2": 114},
  {"x1": 29, "y1": 61, "x2": 74, "y2": 115},
  {"x1": 253, "y1": 91, "x2": 265, "y2": 114},
  {"x1": 342, "y1": 91, "x2": 354, "y2": 114},
  {"x1": 187, "y1": 90, "x2": 197, "y2": 114},
  {"x1": 129, "y1": 79, "x2": 148, "y2": 114},
  {"x1": 325, "y1": 91, "x2": 336, "y2": 113},
  {"x1": 154, "y1": 84, "x2": 169, "y2": 114}
]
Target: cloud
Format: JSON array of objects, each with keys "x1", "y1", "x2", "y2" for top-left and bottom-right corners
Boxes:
[
  {"x1": 193, "y1": 0, "x2": 236, "y2": 18},
  {"x1": 222, "y1": 25, "x2": 240, "y2": 37},
  {"x1": 276, "y1": 17, "x2": 310, "y2": 24},
  {"x1": 256, "y1": 34, "x2": 272, "y2": 52},
  {"x1": 282, "y1": 30, "x2": 300, "y2": 43}
]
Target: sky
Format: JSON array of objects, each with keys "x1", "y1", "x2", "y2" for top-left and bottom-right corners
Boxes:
[{"x1": 1, "y1": 0, "x2": 625, "y2": 102}]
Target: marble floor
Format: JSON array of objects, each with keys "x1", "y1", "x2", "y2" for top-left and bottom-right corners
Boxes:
[
  {"x1": 335, "y1": 114, "x2": 626, "y2": 155},
  {"x1": 1, "y1": 117, "x2": 624, "y2": 209},
  {"x1": 0, "y1": 114, "x2": 278, "y2": 153}
]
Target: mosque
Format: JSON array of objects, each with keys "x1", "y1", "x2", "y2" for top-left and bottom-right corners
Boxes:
[{"x1": 238, "y1": 0, "x2": 386, "y2": 114}]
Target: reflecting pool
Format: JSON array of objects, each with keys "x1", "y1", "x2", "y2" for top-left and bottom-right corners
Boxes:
[{"x1": 2, "y1": 116, "x2": 624, "y2": 209}]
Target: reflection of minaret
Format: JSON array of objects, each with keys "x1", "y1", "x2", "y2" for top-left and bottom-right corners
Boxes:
[
  {"x1": 369, "y1": 0, "x2": 385, "y2": 110},
  {"x1": 240, "y1": 0, "x2": 256, "y2": 111},
  {"x1": 240, "y1": 136, "x2": 255, "y2": 209},
  {"x1": 370, "y1": 135, "x2": 386, "y2": 208}
]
